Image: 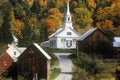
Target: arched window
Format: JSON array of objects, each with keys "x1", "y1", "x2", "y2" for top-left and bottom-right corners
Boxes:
[{"x1": 66, "y1": 40, "x2": 72, "y2": 47}]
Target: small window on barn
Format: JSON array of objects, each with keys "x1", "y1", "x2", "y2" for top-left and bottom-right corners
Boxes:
[
  {"x1": 28, "y1": 49, "x2": 34, "y2": 54},
  {"x1": 67, "y1": 32, "x2": 71, "y2": 35},
  {"x1": 4, "y1": 61, "x2": 7, "y2": 66}
]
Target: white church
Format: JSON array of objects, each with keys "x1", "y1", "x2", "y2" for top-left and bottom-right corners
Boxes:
[{"x1": 43, "y1": 1, "x2": 79, "y2": 49}]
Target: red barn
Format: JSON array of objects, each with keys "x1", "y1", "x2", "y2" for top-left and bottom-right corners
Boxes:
[{"x1": 0, "y1": 52, "x2": 13, "y2": 71}]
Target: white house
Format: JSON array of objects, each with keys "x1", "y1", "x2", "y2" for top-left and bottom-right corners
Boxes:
[
  {"x1": 6, "y1": 44, "x2": 23, "y2": 62},
  {"x1": 43, "y1": 1, "x2": 79, "y2": 49}
]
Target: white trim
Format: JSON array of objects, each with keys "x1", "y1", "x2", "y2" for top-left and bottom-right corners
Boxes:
[{"x1": 33, "y1": 43, "x2": 51, "y2": 59}]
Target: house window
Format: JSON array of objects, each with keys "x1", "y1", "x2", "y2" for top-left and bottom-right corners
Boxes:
[
  {"x1": 67, "y1": 32, "x2": 71, "y2": 35},
  {"x1": 66, "y1": 40, "x2": 72, "y2": 47},
  {"x1": 14, "y1": 52, "x2": 16, "y2": 55}
]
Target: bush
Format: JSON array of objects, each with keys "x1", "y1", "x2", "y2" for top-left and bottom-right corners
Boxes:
[{"x1": 72, "y1": 67, "x2": 89, "y2": 80}]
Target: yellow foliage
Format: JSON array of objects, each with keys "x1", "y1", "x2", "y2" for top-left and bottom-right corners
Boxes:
[
  {"x1": 38, "y1": 0, "x2": 47, "y2": 8},
  {"x1": 12, "y1": 19, "x2": 24, "y2": 37},
  {"x1": 87, "y1": 0, "x2": 96, "y2": 9},
  {"x1": 48, "y1": 8, "x2": 63, "y2": 19},
  {"x1": 96, "y1": 20, "x2": 114, "y2": 31}
]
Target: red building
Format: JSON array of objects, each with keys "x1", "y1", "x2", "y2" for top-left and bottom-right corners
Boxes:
[{"x1": 0, "y1": 52, "x2": 13, "y2": 71}]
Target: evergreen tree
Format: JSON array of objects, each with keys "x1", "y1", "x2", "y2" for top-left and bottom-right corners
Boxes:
[
  {"x1": 40, "y1": 24, "x2": 48, "y2": 42},
  {"x1": 31, "y1": 0, "x2": 41, "y2": 15},
  {"x1": 0, "y1": 13, "x2": 13, "y2": 44},
  {"x1": 0, "y1": 0, "x2": 13, "y2": 44}
]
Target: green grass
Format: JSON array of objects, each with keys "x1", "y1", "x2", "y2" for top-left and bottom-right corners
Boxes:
[{"x1": 50, "y1": 68, "x2": 61, "y2": 80}]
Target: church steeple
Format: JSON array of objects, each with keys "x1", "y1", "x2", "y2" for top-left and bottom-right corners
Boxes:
[{"x1": 64, "y1": 1, "x2": 73, "y2": 29}]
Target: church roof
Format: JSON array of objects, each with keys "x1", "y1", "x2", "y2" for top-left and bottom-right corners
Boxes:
[
  {"x1": 49, "y1": 28, "x2": 63, "y2": 38},
  {"x1": 78, "y1": 28, "x2": 97, "y2": 41},
  {"x1": 12, "y1": 34, "x2": 18, "y2": 43},
  {"x1": 49, "y1": 27, "x2": 79, "y2": 38}
]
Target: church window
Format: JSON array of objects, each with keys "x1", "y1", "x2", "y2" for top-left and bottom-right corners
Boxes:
[
  {"x1": 66, "y1": 40, "x2": 72, "y2": 47},
  {"x1": 67, "y1": 32, "x2": 71, "y2": 35},
  {"x1": 61, "y1": 38, "x2": 66, "y2": 43},
  {"x1": 68, "y1": 17, "x2": 70, "y2": 21}
]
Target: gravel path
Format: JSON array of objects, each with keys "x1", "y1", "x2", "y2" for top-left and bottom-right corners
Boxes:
[{"x1": 54, "y1": 53, "x2": 73, "y2": 80}]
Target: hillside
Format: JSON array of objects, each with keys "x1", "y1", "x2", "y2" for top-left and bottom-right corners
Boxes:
[{"x1": 0, "y1": 0, "x2": 120, "y2": 46}]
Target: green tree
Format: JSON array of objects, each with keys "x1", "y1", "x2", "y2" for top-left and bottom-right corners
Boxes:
[
  {"x1": 40, "y1": 24, "x2": 48, "y2": 42},
  {"x1": 31, "y1": 0, "x2": 41, "y2": 15},
  {"x1": 0, "y1": 0, "x2": 13, "y2": 44},
  {"x1": 0, "y1": 12, "x2": 13, "y2": 44},
  {"x1": 74, "y1": 8, "x2": 93, "y2": 28}
]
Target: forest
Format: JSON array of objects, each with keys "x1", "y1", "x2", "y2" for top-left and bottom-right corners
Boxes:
[{"x1": 0, "y1": 0, "x2": 120, "y2": 47}]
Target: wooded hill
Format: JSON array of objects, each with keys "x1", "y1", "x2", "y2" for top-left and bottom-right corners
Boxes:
[{"x1": 0, "y1": 0, "x2": 120, "y2": 47}]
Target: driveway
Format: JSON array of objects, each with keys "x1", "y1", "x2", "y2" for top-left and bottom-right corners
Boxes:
[{"x1": 54, "y1": 53, "x2": 73, "y2": 80}]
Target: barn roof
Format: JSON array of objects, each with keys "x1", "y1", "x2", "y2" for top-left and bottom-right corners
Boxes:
[
  {"x1": 113, "y1": 37, "x2": 120, "y2": 48},
  {"x1": 0, "y1": 52, "x2": 13, "y2": 70},
  {"x1": 6, "y1": 44, "x2": 22, "y2": 62},
  {"x1": 33, "y1": 43, "x2": 51, "y2": 59},
  {"x1": 78, "y1": 28, "x2": 97, "y2": 41}
]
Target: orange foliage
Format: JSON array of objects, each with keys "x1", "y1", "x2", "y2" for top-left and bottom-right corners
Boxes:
[
  {"x1": 12, "y1": 19, "x2": 24, "y2": 37},
  {"x1": 111, "y1": 0, "x2": 120, "y2": 3},
  {"x1": 87, "y1": 0, "x2": 96, "y2": 9},
  {"x1": 97, "y1": 20, "x2": 114, "y2": 31},
  {"x1": 47, "y1": 8, "x2": 63, "y2": 35},
  {"x1": 45, "y1": 18, "x2": 55, "y2": 35},
  {"x1": 29, "y1": 17, "x2": 36, "y2": 27}
]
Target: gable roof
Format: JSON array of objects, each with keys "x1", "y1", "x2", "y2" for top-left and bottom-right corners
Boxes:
[
  {"x1": 33, "y1": 43, "x2": 51, "y2": 59},
  {"x1": 49, "y1": 28, "x2": 63, "y2": 38},
  {"x1": 49, "y1": 28, "x2": 79, "y2": 38},
  {"x1": 6, "y1": 44, "x2": 22, "y2": 62},
  {"x1": 78, "y1": 28, "x2": 97, "y2": 41},
  {"x1": 0, "y1": 52, "x2": 13, "y2": 70}
]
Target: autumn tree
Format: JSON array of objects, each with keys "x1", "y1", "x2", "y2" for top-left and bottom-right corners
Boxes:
[
  {"x1": 74, "y1": 8, "x2": 93, "y2": 28},
  {"x1": 46, "y1": 8, "x2": 63, "y2": 35},
  {"x1": 96, "y1": 20, "x2": 114, "y2": 31},
  {"x1": 95, "y1": 2, "x2": 120, "y2": 27},
  {"x1": 45, "y1": 18, "x2": 55, "y2": 35}
]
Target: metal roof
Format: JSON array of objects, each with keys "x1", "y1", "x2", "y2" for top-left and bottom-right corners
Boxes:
[
  {"x1": 33, "y1": 43, "x2": 51, "y2": 59},
  {"x1": 78, "y1": 28, "x2": 97, "y2": 41}
]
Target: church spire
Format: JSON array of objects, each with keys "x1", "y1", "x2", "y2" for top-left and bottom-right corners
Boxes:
[
  {"x1": 64, "y1": 1, "x2": 73, "y2": 29},
  {"x1": 66, "y1": 1, "x2": 70, "y2": 15}
]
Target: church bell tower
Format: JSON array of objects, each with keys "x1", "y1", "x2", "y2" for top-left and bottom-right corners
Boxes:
[{"x1": 64, "y1": 1, "x2": 73, "y2": 29}]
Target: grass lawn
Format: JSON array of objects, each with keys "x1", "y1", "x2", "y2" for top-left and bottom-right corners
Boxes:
[{"x1": 50, "y1": 68, "x2": 61, "y2": 80}]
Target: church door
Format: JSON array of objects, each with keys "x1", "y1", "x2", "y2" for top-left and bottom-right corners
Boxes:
[{"x1": 66, "y1": 40, "x2": 72, "y2": 47}]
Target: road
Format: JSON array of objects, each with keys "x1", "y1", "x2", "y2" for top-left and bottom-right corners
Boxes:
[{"x1": 54, "y1": 53, "x2": 73, "y2": 80}]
